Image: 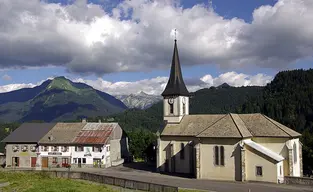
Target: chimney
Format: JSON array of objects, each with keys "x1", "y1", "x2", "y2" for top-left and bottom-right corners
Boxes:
[
  {"x1": 82, "y1": 118, "x2": 87, "y2": 123},
  {"x1": 98, "y1": 119, "x2": 101, "y2": 123}
]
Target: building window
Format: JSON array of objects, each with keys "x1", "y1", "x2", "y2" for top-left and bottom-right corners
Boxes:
[
  {"x1": 256, "y1": 166, "x2": 263, "y2": 176},
  {"x1": 75, "y1": 146, "x2": 84, "y2": 152},
  {"x1": 93, "y1": 146, "x2": 101, "y2": 152},
  {"x1": 214, "y1": 146, "x2": 219, "y2": 165},
  {"x1": 169, "y1": 104, "x2": 174, "y2": 114},
  {"x1": 41, "y1": 146, "x2": 48, "y2": 152},
  {"x1": 280, "y1": 165, "x2": 282, "y2": 176},
  {"x1": 53, "y1": 146, "x2": 58, "y2": 152},
  {"x1": 82, "y1": 158, "x2": 86, "y2": 164},
  {"x1": 21, "y1": 145, "x2": 28, "y2": 152},
  {"x1": 214, "y1": 146, "x2": 225, "y2": 166},
  {"x1": 61, "y1": 146, "x2": 68, "y2": 152},
  {"x1": 73, "y1": 158, "x2": 77, "y2": 164},
  {"x1": 180, "y1": 143, "x2": 185, "y2": 160},
  {"x1": 293, "y1": 143, "x2": 297, "y2": 163},
  {"x1": 13, "y1": 145, "x2": 19, "y2": 152},
  {"x1": 52, "y1": 157, "x2": 58, "y2": 164},
  {"x1": 106, "y1": 146, "x2": 110, "y2": 152},
  {"x1": 183, "y1": 103, "x2": 186, "y2": 114},
  {"x1": 220, "y1": 146, "x2": 225, "y2": 166}
]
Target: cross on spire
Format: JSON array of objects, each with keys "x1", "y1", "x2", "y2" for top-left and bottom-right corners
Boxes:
[{"x1": 174, "y1": 29, "x2": 177, "y2": 41}]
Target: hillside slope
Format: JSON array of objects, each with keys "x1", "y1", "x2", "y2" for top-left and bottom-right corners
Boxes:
[{"x1": 0, "y1": 77, "x2": 127, "y2": 122}]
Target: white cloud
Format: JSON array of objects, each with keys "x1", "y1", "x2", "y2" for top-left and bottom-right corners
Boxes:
[
  {"x1": 73, "y1": 71, "x2": 272, "y2": 95},
  {"x1": 1, "y1": 74, "x2": 12, "y2": 81},
  {"x1": 0, "y1": 0, "x2": 312, "y2": 75},
  {"x1": 0, "y1": 83, "x2": 36, "y2": 93},
  {"x1": 0, "y1": 77, "x2": 53, "y2": 93},
  {"x1": 0, "y1": 72, "x2": 272, "y2": 95}
]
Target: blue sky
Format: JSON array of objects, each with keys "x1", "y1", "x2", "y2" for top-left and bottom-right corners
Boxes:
[{"x1": 0, "y1": 0, "x2": 312, "y2": 94}]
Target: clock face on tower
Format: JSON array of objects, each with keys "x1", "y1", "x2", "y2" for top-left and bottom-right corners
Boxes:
[{"x1": 168, "y1": 97, "x2": 174, "y2": 104}]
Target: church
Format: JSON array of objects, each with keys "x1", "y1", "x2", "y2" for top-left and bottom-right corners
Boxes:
[{"x1": 156, "y1": 39, "x2": 303, "y2": 183}]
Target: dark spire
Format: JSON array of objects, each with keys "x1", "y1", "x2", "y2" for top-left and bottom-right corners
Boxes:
[{"x1": 161, "y1": 39, "x2": 189, "y2": 97}]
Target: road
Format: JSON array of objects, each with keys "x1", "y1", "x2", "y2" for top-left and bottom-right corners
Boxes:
[
  {"x1": 74, "y1": 163, "x2": 313, "y2": 192},
  {"x1": 2, "y1": 163, "x2": 313, "y2": 192}
]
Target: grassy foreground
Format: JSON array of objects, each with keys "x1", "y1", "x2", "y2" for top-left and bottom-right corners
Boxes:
[
  {"x1": 0, "y1": 171, "x2": 204, "y2": 192},
  {"x1": 0, "y1": 171, "x2": 115, "y2": 192}
]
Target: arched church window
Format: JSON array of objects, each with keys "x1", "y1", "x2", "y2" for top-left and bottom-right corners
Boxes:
[
  {"x1": 180, "y1": 143, "x2": 185, "y2": 160},
  {"x1": 214, "y1": 146, "x2": 225, "y2": 166},
  {"x1": 214, "y1": 146, "x2": 219, "y2": 165},
  {"x1": 220, "y1": 146, "x2": 225, "y2": 166},
  {"x1": 293, "y1": 142, "x2": 297, "y2": 163},
  {"x1": 183, "y1": 103, "x2": 186, "y2": 114}
]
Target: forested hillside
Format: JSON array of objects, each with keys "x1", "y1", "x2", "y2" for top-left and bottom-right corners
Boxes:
[
  {"x1": 97, "y1": 85, "x2": 263, "y2": 132},
  {"x1": 238, "y1": 69, "x2": 313, "y2": 171},
  {"x1": 1, "y1": 69, "x2": 312, "y2": 171}
]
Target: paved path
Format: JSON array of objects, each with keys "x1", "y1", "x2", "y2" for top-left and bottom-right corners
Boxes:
[
  {"x1": 74, "y1": 164, "x2": 313, "y2": 192},
  {"x1": 2, "y1": 165, "x2": 313, "y2": 192}
]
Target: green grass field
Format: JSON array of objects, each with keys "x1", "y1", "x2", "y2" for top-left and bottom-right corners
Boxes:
[
  {"x1": 0, "y1": 171, "x2": 116, "y2": 192},
  {"x1": 0, "y1": 171, "x2": 203, "y2": 192}
]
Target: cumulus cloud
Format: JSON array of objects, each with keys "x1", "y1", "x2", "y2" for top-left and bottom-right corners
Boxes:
[
  {"x1": 0, "y1": 83, "x2": 36, "y2": 93},
  {"x1": 0, "y1": 0, "x2": 312, "y2": 75},
  {"x1": 0, "y1": 72, "x2": 272, "y2": 95},
  {"x1": 0, "y1": 77, "x2": 53, "y2": 93},
  {"x1": 73, "y1": 71, "x2": 273, "y2": 95},
  {"x1": 1, "y1": 74, "x2": 12, "y2": 81}
]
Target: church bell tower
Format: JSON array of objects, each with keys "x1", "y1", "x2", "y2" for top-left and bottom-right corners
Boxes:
[{"x1": 161, "y1": 37, "x2": 190, "y2": 124}]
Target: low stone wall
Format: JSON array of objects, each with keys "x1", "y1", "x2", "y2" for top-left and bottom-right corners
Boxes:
[
  {"x1": 285, "y1": 176, "x2": 313, "y2": 186},
  {"x1": 6, "y1": 170, "x2": 178, "y2": 192},
  {"x1": 80, "y1": 172, "x2": 177, "y2": 192}
]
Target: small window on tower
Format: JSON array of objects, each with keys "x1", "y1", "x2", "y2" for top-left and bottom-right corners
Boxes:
[
  {"x1": 169, "y1": 104, "x2": 174, "y2": 114},
  {"x1": 183, "y1": 103, "x2": 186, "y2": 114}
]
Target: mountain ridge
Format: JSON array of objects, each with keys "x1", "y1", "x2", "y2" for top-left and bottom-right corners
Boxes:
[
  {"x1": 0, "y1": 77, "x2": 127, "y2": 123},
  {"x1": 115, "y1": 92, "x2": 162, "y2": 109}
]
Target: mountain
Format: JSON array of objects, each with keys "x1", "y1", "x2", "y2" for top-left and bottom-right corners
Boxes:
[
  {"x1": 115, "y1": 91, "x2": 162, "y2": 109},
  {"x1": 87, "y1": 84, "x2": 263, "y2": 132},
  {"x1": 217, "y1": 83, "x2": 231, "y2": 88},
  {"x1": 0, "y1": 76, "x2": 127, "y2": 122}
]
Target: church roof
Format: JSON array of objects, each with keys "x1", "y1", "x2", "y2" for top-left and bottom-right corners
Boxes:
[
  {"x1": 161, "y1": 113, "x2": 301, "y2": 138},
  {"x1": 161, "y1": 40, "x2": 189, "y2": 97}
]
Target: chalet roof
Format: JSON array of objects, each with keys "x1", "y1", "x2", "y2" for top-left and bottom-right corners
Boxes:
[
  {"x1": 244, "y1": 140, "x2": 284, "y2": 162},
  {"x1": 72, "y1": 123, "x2": 118, "y2": 145},
  {"x1": 161, "y1": 40, "x2": 189, "y2": 97},
  {"x1": 39, "y1": 123, "x2": 86, "y2": 144},
  {"x1": 161, "y1": 113, "x2": 301, "y2": 138},
  {"x1": 1, "y1": 123, "x2": 56, "y2": 143}
]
